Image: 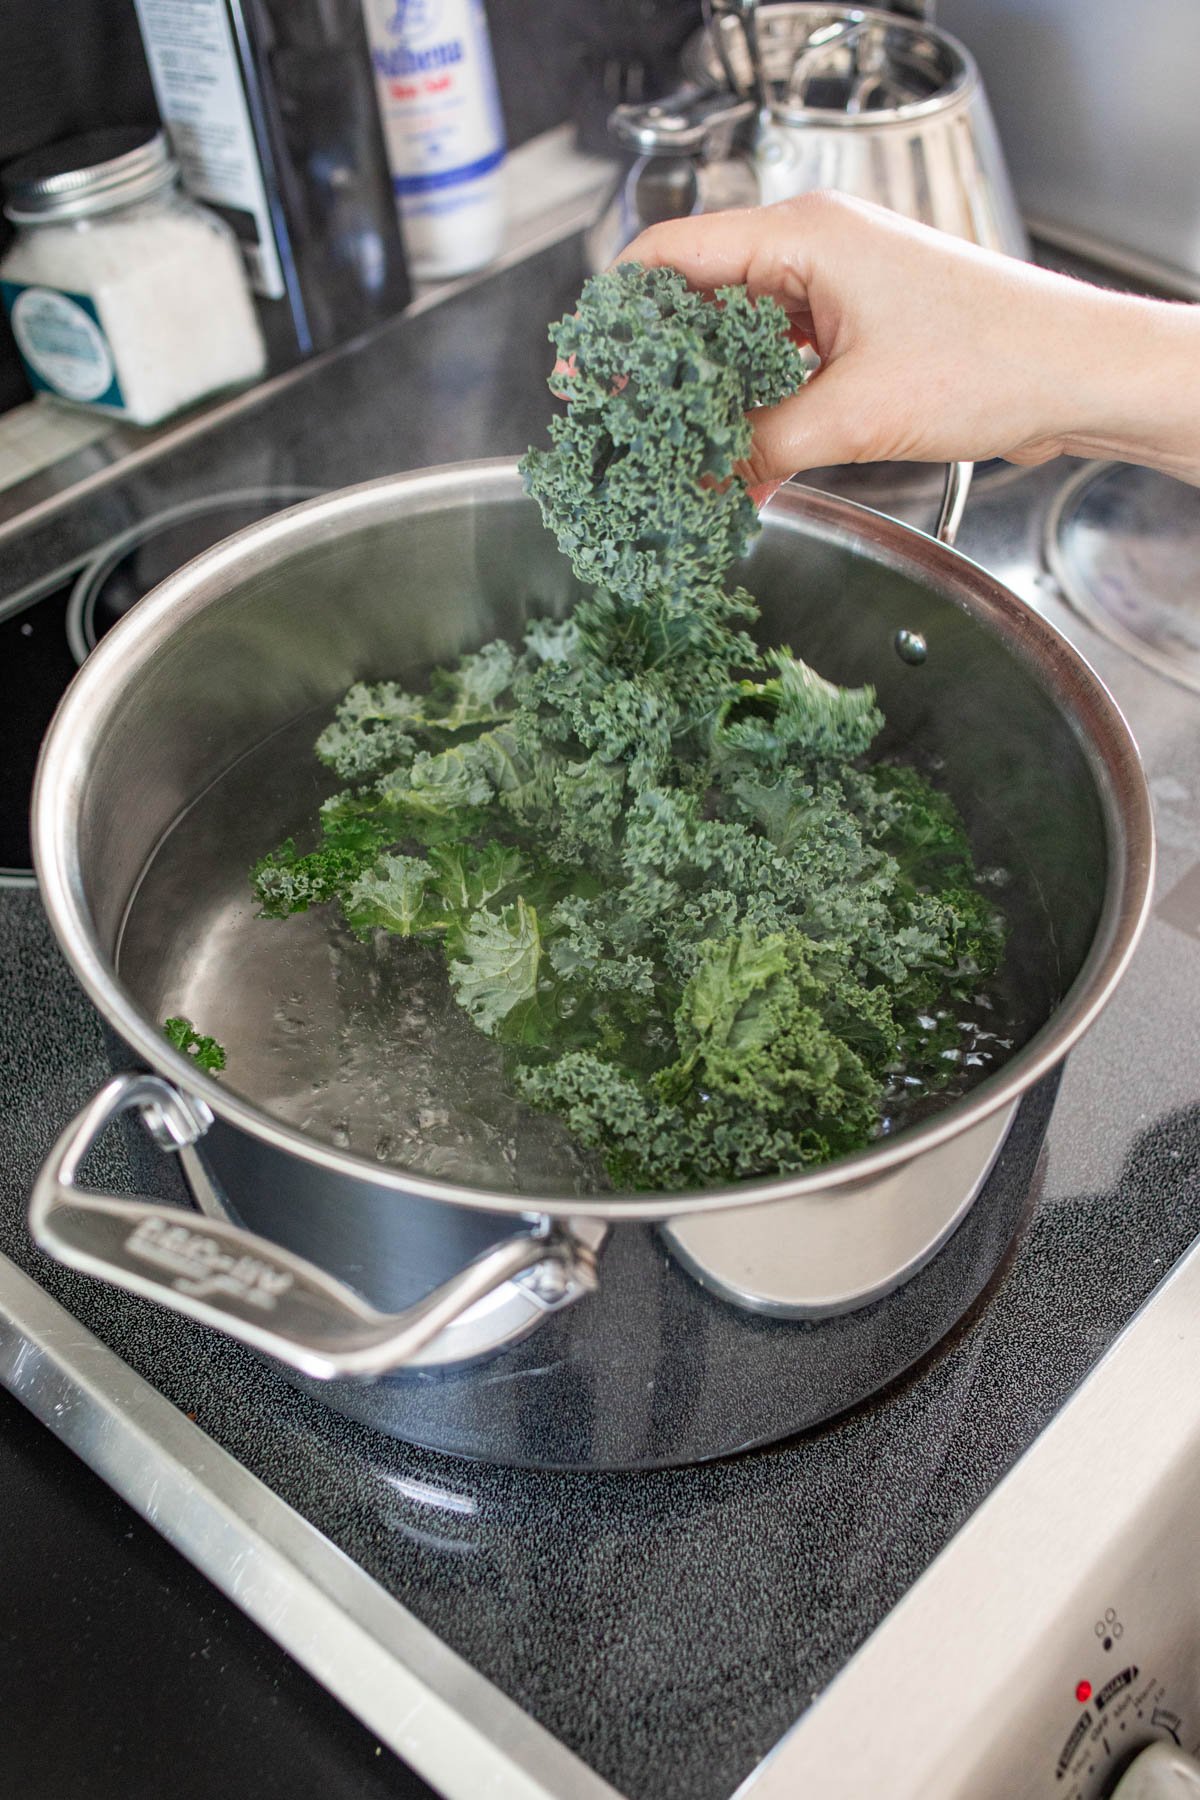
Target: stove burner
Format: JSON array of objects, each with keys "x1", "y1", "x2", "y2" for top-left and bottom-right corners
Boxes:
[
  {"x1": 0, "y1": 487, "x2": 319, "y2": 882},
  {"x1": 0, "y1": 581, "x2": 82, "y2": 884},
  {"x1": 1047, "y1": 461, "x2": 1200, "y2": 692},
  {"x1": 66, "y1": 486, "x2": 320, "y2": 663}
]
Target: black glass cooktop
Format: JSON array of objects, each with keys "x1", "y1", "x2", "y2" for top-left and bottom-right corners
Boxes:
[
  {"x1": 0, "y1": 573, "x2": 82, "y2": 877},
  {"x1": 3, "y1": 233, "x2": 1200, "y2": 1800}
]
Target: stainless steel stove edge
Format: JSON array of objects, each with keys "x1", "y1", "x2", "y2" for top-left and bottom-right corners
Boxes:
[
  {"x1": 0, "y1": 1252, "x2": 622, "y2": 1800},
  {"x1": 734, "y1": 1224, "x2": 1200, "y2": 1800}
]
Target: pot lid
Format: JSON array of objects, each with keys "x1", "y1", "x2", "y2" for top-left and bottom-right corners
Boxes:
[{"x1": 685, "y1": 3, "x2": 974, "y2": 125}]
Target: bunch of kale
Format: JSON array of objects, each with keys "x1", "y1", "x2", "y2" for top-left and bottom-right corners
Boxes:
[{"x1": 251, "y1": 263, "x2": 1003, "y2": 1190}]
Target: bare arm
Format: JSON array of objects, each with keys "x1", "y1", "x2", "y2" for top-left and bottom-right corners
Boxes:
[{"x1": 619, "y1": 193, "x2": 1200, "y2": 491}]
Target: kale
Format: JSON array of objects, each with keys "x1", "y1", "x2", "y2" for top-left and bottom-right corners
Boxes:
[
  {"x1": 250, "y1": 264, "x2": 1007, "y2": 1190},
  {"x1": 163, "y1": 1016, "x2": 227, "y2": 1074},
  {"x1": 520, "y1": 264, "x2": 803, "y2": 611}
]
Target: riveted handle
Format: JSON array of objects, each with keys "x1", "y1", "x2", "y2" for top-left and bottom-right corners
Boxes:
[{"x1": 30, "y1": 1073, "x2": 599, "y2": 1381}]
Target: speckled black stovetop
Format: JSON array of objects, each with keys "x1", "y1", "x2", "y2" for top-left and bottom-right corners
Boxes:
[{"x1": 2, "y1": 236, "x2": 1200, "y2": 1800}]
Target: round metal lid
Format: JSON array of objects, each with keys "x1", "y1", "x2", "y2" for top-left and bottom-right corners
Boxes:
[
  {"x1": 686, "y1": 3, "x2": 973, "y2": 125},
  {"x1": 2, "y1": 127, "x2": 176, "y2": 225},
  {"x1": 1046, "y1": 461, "x2": 1200, "y2": 694}
]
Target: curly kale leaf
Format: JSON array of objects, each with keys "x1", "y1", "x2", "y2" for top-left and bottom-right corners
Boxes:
[
  {"x1": 428, "y1": 640, "x2": 517, "y2": 729},
  {"x1": 520, "y1": 263, "x2": 806, "y2": 611},
  {"x1": 714, "y1": 649, "x2": 883, "y2": 768},
  {"x1": 315, "y1": 682, "x2": 424, "y2": 781},
  {"x1": 338, "y1": 841, "x2": 532, "y2": 944},
  {"x1": 314, "y1": 641, "x2": 518, "y2": 783},
  {"x1": 518, "y1": 931, "x2": 897, "y2": 1188},
  {"x1": 523, "y1": 616, "x2": 580, "y2": 664},
  {"x1": 251, "y1": 837, "x2": 377, "y2": 918},
  {"x1": 515, "y1": 1048, "x2": 853, "y2": 1191},
  {"x1": 252, "y1": 262, "x2": 1011, "y2": 1191},
  {"x1": 163, "y1": 1016, "x2": 227, "y2": 1074},
  {"x1": 448, "y1": 899, "x2": 543, "y2": 1038},
  {"x1": 342, "y1": 854, "x2": 438, "y2": 939},
  {"x1": 428, "y1": 840, "x2": 528, "y2": 915}
]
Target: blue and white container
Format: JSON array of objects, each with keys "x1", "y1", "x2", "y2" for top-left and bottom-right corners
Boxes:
[{"x1": 361, "y1": 0, "x2": 506, "y2": 280}]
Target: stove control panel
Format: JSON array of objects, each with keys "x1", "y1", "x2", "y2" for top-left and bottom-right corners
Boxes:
[{"x1": 1043, "y1": 1603, "x2": 1198, "y2": 1800}]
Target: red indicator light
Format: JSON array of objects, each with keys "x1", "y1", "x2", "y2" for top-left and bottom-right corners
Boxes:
[{"x1": 1076, "y1": 1680, "x2": 1093, "y2": 1704}]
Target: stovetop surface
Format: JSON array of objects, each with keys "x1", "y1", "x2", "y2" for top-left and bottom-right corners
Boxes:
[{"x1": 2, "y1": 233, "x2": 1200, "y2": 1800}]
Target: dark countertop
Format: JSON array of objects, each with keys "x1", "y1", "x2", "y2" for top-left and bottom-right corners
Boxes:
[
  {"x1": 0, "y1": 230, "x2": 594, "y2": 596},
  {"x1": 0, "y1": 1384, "x2": 433, "y2": 1800}
]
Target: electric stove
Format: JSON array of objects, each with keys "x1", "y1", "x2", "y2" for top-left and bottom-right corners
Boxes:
[{"x1": 1, "y1": 229, "x2": 1199, "y2": 1800}]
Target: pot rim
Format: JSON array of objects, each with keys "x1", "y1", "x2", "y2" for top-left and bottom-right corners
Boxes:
[{"x1": 32, "y1": 459, "x2": 1155, "y2": 1222}]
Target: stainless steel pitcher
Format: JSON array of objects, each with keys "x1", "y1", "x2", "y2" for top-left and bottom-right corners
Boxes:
[{"x1": 602, "y1": 2, "x2": 1027, "y2": 259}]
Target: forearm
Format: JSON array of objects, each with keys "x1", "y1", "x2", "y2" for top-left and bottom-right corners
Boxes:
[
  {"x1": 1059, "y1": 291, "x2": 1200, "y2": 484},
  {"x1": 623, "y1": 195, "x2": 1200, "y2": 485}
]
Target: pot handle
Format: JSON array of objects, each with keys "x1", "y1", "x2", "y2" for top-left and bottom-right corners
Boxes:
[
  {"x1": 936, "y1": 461, "x2": 973, "y2": 547},
  {"x1": 29, "y1": 1072, "x2": 600, "y2": 1381}
]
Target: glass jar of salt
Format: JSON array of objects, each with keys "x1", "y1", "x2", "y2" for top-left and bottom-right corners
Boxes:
[{"x1": 0, "y1": 128, "x2": 266, "y2": 427}]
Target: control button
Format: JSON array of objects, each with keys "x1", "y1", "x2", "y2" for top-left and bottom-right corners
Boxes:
[{"x1": 1096, "y1": 1667, "x2": 1140, "y2": 1712}]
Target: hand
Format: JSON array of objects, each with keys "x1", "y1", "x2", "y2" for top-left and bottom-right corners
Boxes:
[{"x1": 619, "y1": 192, "x2": 1200, "y2": 492}]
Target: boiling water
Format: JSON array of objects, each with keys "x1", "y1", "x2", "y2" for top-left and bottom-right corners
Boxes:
[
  {"x1": 118, "y1": 709, "x2": 1044, "y2": 1196},
  {"x1": 118, "y1": 710, "x2": 610, "y2": 1197}
]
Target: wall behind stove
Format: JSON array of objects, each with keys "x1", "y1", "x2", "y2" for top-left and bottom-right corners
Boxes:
[
  {"x1": 939, "y1": 0, "x2": 1200, "y2": 281},
  {"x1": 0, "y1": 0, "x2": 695, "y2": 417}
]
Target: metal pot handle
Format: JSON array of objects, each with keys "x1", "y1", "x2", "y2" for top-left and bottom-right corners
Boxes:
[
  {"x1": 29, "y1": 1072, "x2": 599, "y2": 1381},
  {"x1": 936, "y1": 461, "x2": 973, "y2": 547}
]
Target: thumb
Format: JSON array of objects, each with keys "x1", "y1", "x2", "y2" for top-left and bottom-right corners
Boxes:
[{"x1": 739, "y1": 361, "x2": 871, "y2": 487}]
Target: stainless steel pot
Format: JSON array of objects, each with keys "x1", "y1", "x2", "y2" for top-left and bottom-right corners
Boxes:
[
  {"x1": 605, "y1": 2, "x2": 1027, "y2": 259},
  {"x1": 29, "y1": 461, "x2": 1153, "y2": 1468}
]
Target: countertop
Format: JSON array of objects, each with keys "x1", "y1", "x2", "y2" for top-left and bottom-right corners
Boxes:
[{"x1": 0, "y1": 1384, "x2": 433, "y2": 1799}]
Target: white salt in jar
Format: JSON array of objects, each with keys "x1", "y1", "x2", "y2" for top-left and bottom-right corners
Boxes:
[{"x1": 0, "y1": 128, "x2": 266, "y2": 427}]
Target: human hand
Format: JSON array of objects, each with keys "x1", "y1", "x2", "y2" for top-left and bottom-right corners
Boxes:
[{"x1": 618, "y1": 192, "x2": 1200, "y2": 493}]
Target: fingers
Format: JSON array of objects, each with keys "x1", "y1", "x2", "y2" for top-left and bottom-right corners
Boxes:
[
  {"x1": 746, "y1": 477, "x2": 786, "y2": 509},
  {"x1": 738, "y1": 362, "x2": 871, "y2": 485},
  {"x1": 617, "y1": 203, "x2": 813, "y2": 310}
]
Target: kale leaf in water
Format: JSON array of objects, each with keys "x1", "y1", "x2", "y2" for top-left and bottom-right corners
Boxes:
[
  {"x1": 163, "y1": 1016, "x2": 227, "y2": 1074},
  {"x1": 250, "y1": 263, "x2": 1004, "y2": 1190}
]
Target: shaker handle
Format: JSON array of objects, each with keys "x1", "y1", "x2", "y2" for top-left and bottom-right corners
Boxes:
[
  {"x1": 29, "y1": 1072, "x2": 599, "y2": 1381},
  {"x1": 610, "y1": 87, "x2": 756, "y2": 156}
]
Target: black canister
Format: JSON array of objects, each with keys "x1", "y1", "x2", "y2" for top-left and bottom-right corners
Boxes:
[{"x1": 133, "y1": 0, "x2": 411, "y2": 367}]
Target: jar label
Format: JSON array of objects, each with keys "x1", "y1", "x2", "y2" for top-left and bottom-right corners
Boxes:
[
  {"x1": 362, "y1": 0, "x2": 506, "y2": 191},
  {"x1": 132, "y1": 0, "x2": 286, "y2": 302},
  {"x1": 0, "y1": 282, "x2": 124, "y2": 408}
]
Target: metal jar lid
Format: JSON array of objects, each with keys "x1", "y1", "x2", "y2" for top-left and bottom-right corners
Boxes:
[{"x1": 1, "y1": 128, "x2": 178, "y2": 226}]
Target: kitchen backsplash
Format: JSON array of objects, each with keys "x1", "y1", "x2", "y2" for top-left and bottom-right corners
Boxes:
[{"x1": 939, "y1": 0, "x2": 1200, "y2": 281}]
